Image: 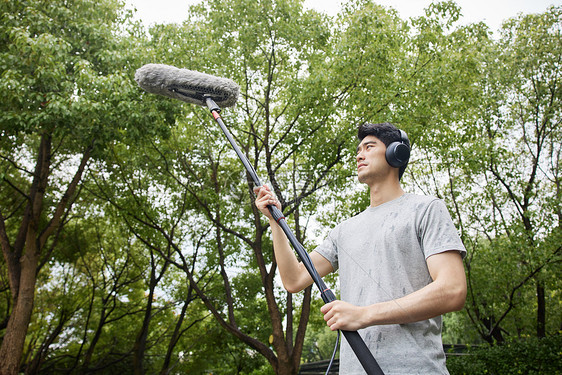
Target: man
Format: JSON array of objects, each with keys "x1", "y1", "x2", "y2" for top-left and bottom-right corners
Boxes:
[{"x1": 254, "y1": 122, "x2": 467, "y2": 374}]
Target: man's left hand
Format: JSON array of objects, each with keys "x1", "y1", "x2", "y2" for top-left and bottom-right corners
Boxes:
[{"x1": 320, "y1": 300, "x2": 367, "y2": 331}]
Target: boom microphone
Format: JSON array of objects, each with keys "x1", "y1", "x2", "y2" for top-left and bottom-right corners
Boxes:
[
  {"x1": 135, "y1": 63, "x2": 384, "y2": 375},
  {"x1": 134, "y1": 64, "x2": 239, "y2": 108}
]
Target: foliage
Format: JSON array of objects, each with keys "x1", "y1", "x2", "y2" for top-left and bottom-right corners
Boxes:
[
  {"x1": 301, "y1": 298, "x2": 339, "y2": 363},
  {"x1": 447, "y1": 335, "x2": 562, "y2": 375},
  {"x1": 448, "y1": 5, "x2": 562, "y2": 343},
  {"x1": 108, "y1": 0, "x2": 370, "y2": 373},
  {"x1": 0, "y1": 0, "x2": 178, "y2": 373}
]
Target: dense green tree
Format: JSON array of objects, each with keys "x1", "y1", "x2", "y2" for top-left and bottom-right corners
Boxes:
[
  {"x1": 312, "y1": 0, "x2": 561, "y2": 350},
  {"x1": 87, "y1": 122, "x2": 218, "y2": 373},
  {"x1": 17, "y1": 195, "x2": 211, "y2": 374},
  {"x1": 459, "y1": 5, "x2": 562, "y2": 342},
  {"x1": 0, "y1": 0, "x2": 176, "y2": 373}
]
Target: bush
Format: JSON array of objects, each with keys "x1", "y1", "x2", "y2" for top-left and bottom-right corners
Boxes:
[{"x1": 447, "y1": 335, "x2": 562, "y2": 375}]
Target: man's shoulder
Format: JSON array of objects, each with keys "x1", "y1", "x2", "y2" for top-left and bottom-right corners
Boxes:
[
  {"x1": 404, "y1": 192, "x2": 440, "y2": 203},
  {"x1": 403, "y1": 193, "x2": 447, "y2": 212}
]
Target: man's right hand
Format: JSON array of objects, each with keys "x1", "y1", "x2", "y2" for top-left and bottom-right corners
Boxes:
[{"x1": 253, "y1": 185, "x2": 282, "y2": 221}]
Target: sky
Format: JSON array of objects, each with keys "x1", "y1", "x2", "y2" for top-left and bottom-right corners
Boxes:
[{"x1": 126, "y1": 0, "x2": 560, "y2": 33}]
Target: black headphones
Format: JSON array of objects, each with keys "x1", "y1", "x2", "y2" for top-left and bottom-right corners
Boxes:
[{"x1": 385, "y1": 129, "x2": 410, "y2": 168}]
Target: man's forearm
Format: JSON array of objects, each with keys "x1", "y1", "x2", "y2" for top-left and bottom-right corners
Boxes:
[
  {"x1": 269, "y1": 219, "x2": 314, "y2": 293},
  {"x1": 322, "y1": 277, "x2": 465, "y2": 331},
  {"x1": 254, "y1": 185, "x2": 330, "y2": 293},
  {"x1": 363, "y1": 276, "x2": 466, "y2": 326},
  {"x1": 321, "y1": 251, "x2": 466, "y2": 331}
]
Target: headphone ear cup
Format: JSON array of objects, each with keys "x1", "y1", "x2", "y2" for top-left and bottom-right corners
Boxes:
[{"x1": 385, "y1": 141, "x2": 410, "y2": 168}]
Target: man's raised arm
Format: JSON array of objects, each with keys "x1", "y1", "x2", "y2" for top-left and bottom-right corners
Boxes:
[{"x1": 254, "y1": 185, "x2": 333, "y2": 293}]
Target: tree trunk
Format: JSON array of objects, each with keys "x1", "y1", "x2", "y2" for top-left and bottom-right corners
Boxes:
[
  {"x1": 0, "y1": 132, "x2": 92, "y2": 374},
  {"x1": 274, "y1": 357, "x2": 299, "y2": 375},
  {"x1": 159, "y1": 298, "x2": 189, "y2": 375},
  {"x1": 133, "y1": 297, "x2": 152, "y2": 375},
  {"x1": 133, "y1": 263, "x2": 158, "y2": 375},
  {"x1": 536, "y1": 281, "x2": 546, "y2": 338},
  {"x1": 0, "y1": 248, "x2": 39, "y2": 375},
  {"x1": 0, "y1": 133, "x2": 52, "y2": 375}
]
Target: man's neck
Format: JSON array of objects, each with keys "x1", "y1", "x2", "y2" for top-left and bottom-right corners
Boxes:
[{"x1": 368, "y1": 179, "x2": 404, "y2": 207}]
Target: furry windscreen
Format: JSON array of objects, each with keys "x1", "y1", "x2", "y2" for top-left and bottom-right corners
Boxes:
[{"x1": 135, "y1": 64, "x2": 239, "y2": 108}]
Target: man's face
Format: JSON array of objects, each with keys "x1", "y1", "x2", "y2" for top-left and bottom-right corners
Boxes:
[{"x1": 356, "y1": 135, "x2": 391, "y2": 184}]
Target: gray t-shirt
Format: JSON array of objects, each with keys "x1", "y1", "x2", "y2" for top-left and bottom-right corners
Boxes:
[{"x1": 315, "y1": 193, "x2": 466, "y2": 375}]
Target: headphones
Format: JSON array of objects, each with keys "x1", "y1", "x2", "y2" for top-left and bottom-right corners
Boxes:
[{"x1": 385, "y1": 129, "x2": 410, "y2": 168}]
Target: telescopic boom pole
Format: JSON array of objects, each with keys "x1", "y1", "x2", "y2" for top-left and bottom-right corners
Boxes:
[{"x1": 205, "y1": 98, "x2": 384, "y2": 375}]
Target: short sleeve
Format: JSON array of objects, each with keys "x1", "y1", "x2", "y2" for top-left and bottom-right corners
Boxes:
[
  {"x1": 418, "y1": 199, "x2": 467, "y2": 260},
  {"x1": 314, "y1": 227, "x2": 339, "y2": 271}
]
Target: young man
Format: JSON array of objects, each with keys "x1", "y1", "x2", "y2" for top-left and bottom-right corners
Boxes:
[{"x1": 254, "y1": 122, "x2": 467, "y2": 374}]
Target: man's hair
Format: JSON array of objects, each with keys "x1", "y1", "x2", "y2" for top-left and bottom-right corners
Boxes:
[{"x1": 357, "y1": 122, "x2": 409, "y2": 180}]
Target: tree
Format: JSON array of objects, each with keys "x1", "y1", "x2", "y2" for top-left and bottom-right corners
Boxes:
[
  {"x1": 129, "y1": 0, "x2": 422, "y2": 372},
  {"x1": 87, "y1": 133, "x2": 215, "y2": 374},
  {"x1": 132, "y1": 0, "x2": 514, "y2": 371},
  {"x1": 460, "y1": 6, "x2": 562, "y2": 342},
  {"x1": 0, "y1": 0, "x2": 176, "y2": 372}
]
